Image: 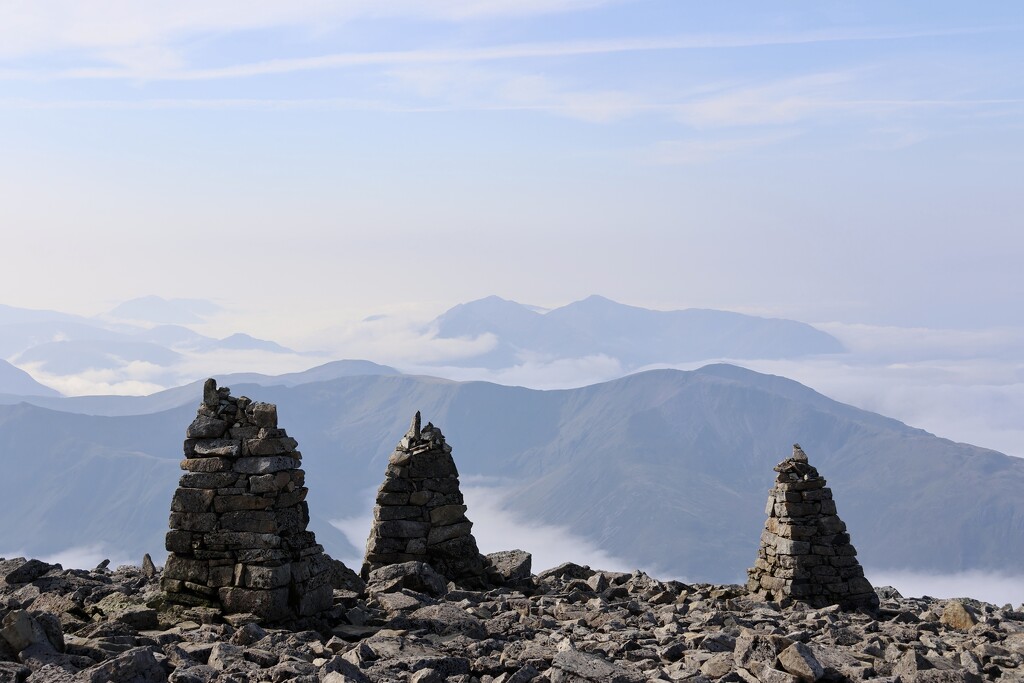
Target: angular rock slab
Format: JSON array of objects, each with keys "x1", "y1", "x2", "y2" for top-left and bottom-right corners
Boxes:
[
  {"x1": 162, "y1": 378, "x2": 339, "y2": 622},
  {"x1": 747, "y1": 445, "x2": 879, "y2": 611},
  {"x1": 362, "y1": 412, "x2": 491, "y2": 587}
]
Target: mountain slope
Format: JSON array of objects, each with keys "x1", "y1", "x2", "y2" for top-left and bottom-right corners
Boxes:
[
  {"x1": 1, "y1": 366, "x2": 1020, "y2": 583},
  {"x1": 0, "y1": 359, "x2": 60, "y2": 397}
]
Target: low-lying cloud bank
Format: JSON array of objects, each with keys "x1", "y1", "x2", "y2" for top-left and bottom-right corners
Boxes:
[
  {"x1": 866, "y1": 568, "x2": 1024, "y2": 607},
  {"x1": 14, "y1": 348, "x2": 334, "y2": 397},
  {"x1": 1, "y1": 544, "x2": 134, "y2": 571},
  {"x1": 330, "y1": 480, "x2": 635, "y2": 577},
  {"x1": 402, "y1": 354, "x2": 626, "y2": 391}
]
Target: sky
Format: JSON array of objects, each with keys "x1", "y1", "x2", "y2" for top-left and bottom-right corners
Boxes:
[{"x1": 0, "y1": 1, "x2": 1022, "y2": 331}]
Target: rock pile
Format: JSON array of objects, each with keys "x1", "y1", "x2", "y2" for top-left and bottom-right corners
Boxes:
[
  {"x1": 5, "y1": 555, "x2": 1023, "y2": 683},
  {"x1": 747, "y1": 444, "x2": 879, "y2": 611},
  {"x1": 362, "y1": 412, "x2": 492, "y2": 587},
  {"x1": 162, "y1": 379, "x2": 334, "y2": 623}
]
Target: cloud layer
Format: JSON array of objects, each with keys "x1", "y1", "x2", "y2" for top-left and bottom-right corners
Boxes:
[{"x1": 867, "y1": 568, "x2": 1024, "y2": 607}]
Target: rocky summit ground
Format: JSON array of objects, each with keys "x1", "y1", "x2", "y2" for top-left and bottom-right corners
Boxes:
[{"x1": 1, "y1": 555, "x2": 1022, "y2": 683}]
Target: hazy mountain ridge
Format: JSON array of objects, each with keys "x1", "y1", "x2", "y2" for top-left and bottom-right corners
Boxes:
[
  {"x1": 0, "y1": 359, "x2": 399, "y2": 416},
  {"x1": 0, "y1": 359, "x2": 60, "y2": 397},
  {"x1": 2, "y1": 364, "x2": 1020, "y2": 585},
  {"x1": 0, "y1": 295, "x2": 850, "y2": 399},
  {"x1": 430, "y1": 295, "x2": 844, "y2": 369}
]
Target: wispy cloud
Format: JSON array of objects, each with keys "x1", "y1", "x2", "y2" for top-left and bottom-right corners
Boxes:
[
  {"x1": 0, "y1": 0, "x2": 624, "y2": 61},
  {"x1": 673, "y1": 71, "x2": 862, "y2": 128},
  {"x1": 1, "y1": 25, "x2": 1012, "y2": 81},
  {"x1": 667, "y1": 66, "x2": 1024, "y2": 129},
  {"x1": 384, "y1": 63, "x2": 645, "y2": 122}
]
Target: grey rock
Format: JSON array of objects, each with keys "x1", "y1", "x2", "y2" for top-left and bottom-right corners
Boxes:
[
  {"x1": 207, "y1": 642, "x2": 249, "y2": 671},
  {"x1": 537, "y1": 562, "x2": 595, "y2": 582},
  {"x1": 778, "y1": 642, "x2": 825, "y2": 682},
  {"x1": 701, "y1": 651, "x2": 736, "y2": 679},
  {"x1": 168, "y1": 664, "x2": 217, "y2": 683},
  {"x1": 185, "y1": 416, "x2": 228, "y2": 439},
  {"x1": 141, "y1": 554, "x2": 157, "y2": 579},
  {"x1": 366, "y1": 562, "x2": 447, "y2": 598},
  {"x1": 202, "y1": 378, "x2": 218, "y2": 407},
  {"x1": 80, "y1": 646, "x2": 167, "y2": 683},
  {"x1": 551, "y1": 647, "x2": 645, "y2": 682},
  {"x1": 321, "y1": 654, "x2": 371, "y2": 683},
  {"x1": 486, "y1": 550, "x2": 533, "y2": 584},
  {"x1": 734, "y1": 628, "x2": 792, "y2": 670},
  {"x1": 3, "y1": 559, "x2": 56, "y2": 585},
  {"x1": 1, "y1": 610, "x2": 55, "y2": 653},
  {"x1": 249, "y1": 402, "x2": 278, "y2": 429},
  {"x1": 0, "y1": 662, "x2": 31, "y2": 683}
]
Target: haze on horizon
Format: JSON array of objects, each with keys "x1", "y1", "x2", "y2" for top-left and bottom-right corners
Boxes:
[{"x1": 0, "y1": 0, "x2": 1021, "y2": 334}]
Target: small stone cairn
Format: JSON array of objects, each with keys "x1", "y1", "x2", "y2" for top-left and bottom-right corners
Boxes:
[
  {"x1": 362, "y1": 412, "x2": 492, "y2": 587},
  {"x1": 747, "y1": 444, "x2": 879, "y2": 611},
  {"x1": 162, "y1": 379, "x2": 334, "y2": 622}
]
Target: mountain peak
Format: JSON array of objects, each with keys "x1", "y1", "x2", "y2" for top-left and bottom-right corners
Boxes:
[{"x1": 108, "y1": 296, "x2": 217, "y2": 325}]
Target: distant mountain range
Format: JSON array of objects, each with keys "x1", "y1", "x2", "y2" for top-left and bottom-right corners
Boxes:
[
  {"x1": 0, "y1": 298, "x2": 304, "y2": 393},
  {"x1": 0, "y1": 295, "x2": 846, "y2": 397},
  {"x1": 1, "y1": 363, "x2": 1019, "y2": 584},
  {"x1": 428, "y1": 295, "x2": 843, "y2": 368}
]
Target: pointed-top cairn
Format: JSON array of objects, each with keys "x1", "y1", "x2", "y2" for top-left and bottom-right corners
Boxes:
[
  {"x1": 362, "y1": 412, "x2": 490, "y2": 587},
  {"x1": 747, "y1": 444, "x2": 879, "y2": 611},
  {"x1": 162, "y1": 379, "x2": 335, "y2": 622}
]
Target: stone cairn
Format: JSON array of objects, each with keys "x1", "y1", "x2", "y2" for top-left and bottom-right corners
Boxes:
[
  {"x1": 362, "y1": 412, "x2": 492, "y2": 587},
  {"x1": 162, "y1": 379, "x2": 334, "y2": 622},
  {"x1": 747, "y1": 444, "x2": 879, "y2": 611}
]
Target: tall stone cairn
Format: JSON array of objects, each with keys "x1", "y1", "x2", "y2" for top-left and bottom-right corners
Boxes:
[
  {"x1": 362, "y1": 412, "x2": 491, "y2": 587},
  {"x1": 747, "y1": 444, "x2": 879, "y2": 611},
  {"x1": 162, "y1": 379, "x2": 334, "y2": 622}
]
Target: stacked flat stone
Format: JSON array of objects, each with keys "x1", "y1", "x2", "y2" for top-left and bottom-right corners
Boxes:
[
  {"x1": 747, "y1": 444, "x2": 879, "y2": 611},
  {"x1": 162, "y1": 379, "x2": 333, "y2": 622},
  {"x1": 362, "y1": 412, "x2": 490, "y2": 587}
]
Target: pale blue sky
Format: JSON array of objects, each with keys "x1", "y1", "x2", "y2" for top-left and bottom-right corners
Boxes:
[{"x1": 1, "y1": 1, "x2": 1021, "y2": 329}]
